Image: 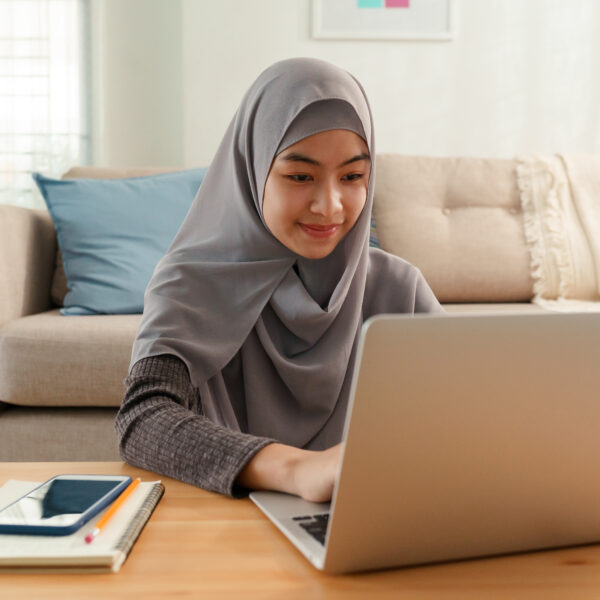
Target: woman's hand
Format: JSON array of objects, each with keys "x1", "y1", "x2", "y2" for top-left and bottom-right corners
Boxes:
[
  {"x1": 291, "y1": 443, "x2": 343, "y2": 503},
  {"x1": 236, "y1": 441, "x2": 344, "y2": 503}
]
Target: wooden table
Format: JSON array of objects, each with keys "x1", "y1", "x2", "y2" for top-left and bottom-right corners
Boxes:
[{"x1": 2, "y1": 462, "x2": 600, "y2": 599}]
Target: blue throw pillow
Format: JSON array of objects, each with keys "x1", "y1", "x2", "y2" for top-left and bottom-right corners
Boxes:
[
  {"x1": 369, "y1": 215, "x2": 381, "y2": 249},
  {"x1": 33, "y1": 169, "x2": 208, "y2": 315}
]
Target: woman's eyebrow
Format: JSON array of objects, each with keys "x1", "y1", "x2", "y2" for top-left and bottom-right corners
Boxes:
[{"x1": 280, "y1": 152, "x2": 371, "y2": 168}]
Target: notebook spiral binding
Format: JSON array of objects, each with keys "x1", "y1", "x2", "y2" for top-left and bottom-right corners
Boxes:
[{"x1": 113, "y1": 482, "x2": 165, "y2": 562}]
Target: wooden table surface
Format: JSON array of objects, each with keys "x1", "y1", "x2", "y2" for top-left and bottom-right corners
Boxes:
[{"x1": 2, "y1": 462, "x2": 600, "y2": 599}]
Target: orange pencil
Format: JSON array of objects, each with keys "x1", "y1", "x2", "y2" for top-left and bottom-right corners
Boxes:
[{"x1": 84, "y1": 477, "x2": 141, "y2": 543}]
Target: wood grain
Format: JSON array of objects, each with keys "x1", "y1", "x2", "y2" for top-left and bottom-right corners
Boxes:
[{"x1": 2, "y1": 462, "x2": 600, "y2": 599}]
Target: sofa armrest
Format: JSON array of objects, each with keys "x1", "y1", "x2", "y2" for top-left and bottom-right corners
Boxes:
[{"x1": 0, "y1": 205, "x2": 57, "y2": 327}]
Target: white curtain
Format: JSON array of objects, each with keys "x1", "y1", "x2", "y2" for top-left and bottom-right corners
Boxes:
[{"x1": 0, "y1": 0, "x2": 90, "y2": 209}]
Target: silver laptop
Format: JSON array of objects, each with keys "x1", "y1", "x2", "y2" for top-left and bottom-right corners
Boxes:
[{"x1": 250, "y1": 311, "x2": 600, "y2": 574}]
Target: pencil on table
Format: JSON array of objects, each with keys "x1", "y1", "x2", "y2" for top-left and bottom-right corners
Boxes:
[{"x1": 85, "y1": 477, "x2": 141, "y2": 544}]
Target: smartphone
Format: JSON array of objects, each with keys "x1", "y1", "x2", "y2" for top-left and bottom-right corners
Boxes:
[{"x1": 0, "y1": 474, "x2": 132, "y2": 536}]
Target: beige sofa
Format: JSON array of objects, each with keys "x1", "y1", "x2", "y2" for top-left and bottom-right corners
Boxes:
[{"x1": 0, "y1": 157, "x2": 545, "y2": 461}]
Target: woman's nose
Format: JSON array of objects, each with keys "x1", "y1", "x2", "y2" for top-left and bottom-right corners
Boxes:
[{"x1": 310, "y1": 181, "x2": 343, "y2": 217}]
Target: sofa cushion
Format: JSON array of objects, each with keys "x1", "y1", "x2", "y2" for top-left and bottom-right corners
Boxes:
[
  {"x1": 51, "y1": 167, "x2": 190, "y2": 307},
  {"x1": 34, "y1": 167, "x2": 207, "y2": 314},
  {"x1": 442, "y1": 302, "x2": 547, "y2": 314},
  {"x1": 374, "y1": 155, "x2": 534, "y2": 303},
  {"x1": 0, "y1": 310, "x2": 141, "y2": 407}
]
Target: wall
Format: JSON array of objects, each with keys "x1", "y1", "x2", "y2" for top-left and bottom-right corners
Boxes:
[
  {"x1": 98, "y1": 0, "x2": 600, "y2": 167},
  {"x1": 94, "y1": 0, "x2": 183, "y2": 166}
]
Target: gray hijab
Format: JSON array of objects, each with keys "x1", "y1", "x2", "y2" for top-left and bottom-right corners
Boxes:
[{"x1": 130, "y1": 57, "x2": 442, "y2": 450}]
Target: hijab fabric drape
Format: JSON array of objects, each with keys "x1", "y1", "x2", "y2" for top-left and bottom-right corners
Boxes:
[{"x1": 130, "y1": 57, "x2": 439, "y2": 450}]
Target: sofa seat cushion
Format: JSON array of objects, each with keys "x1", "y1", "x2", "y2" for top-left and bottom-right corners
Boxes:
[
  {"x1": 442, "y1": 302, "x2": 547, "y2": 314},
  {"x1": 0, "y1": 310, "x2": 141, "y2": 407}
]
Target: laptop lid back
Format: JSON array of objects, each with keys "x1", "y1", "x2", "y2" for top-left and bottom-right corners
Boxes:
[{"x1": 324, "y1": 312, "x2": 600, "y2": 573}]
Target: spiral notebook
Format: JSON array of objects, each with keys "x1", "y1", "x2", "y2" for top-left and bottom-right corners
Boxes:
[{"x1": 0, "y1": 479, "x2": 164, "y2": 573}]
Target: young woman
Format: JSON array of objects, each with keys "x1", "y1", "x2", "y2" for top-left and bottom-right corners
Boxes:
[{"x1": 115, "y1": 57, "x2": 443, "y2": 502}]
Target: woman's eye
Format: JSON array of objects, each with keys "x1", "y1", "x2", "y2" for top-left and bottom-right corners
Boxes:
[{"x1": 285, "y1": 173, "x2": 364, "y2": 183}]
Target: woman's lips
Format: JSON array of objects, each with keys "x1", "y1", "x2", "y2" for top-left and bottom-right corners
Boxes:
[{"x1": 299, "y1": 223, "x2": 341, "y2": 238}]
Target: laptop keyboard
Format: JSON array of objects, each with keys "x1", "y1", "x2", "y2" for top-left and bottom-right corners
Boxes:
[{"x1": 292, "y1": 513, "x2": 330, "y2": 545}]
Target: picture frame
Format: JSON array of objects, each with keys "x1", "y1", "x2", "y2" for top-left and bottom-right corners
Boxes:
[{"x1": 312, "y1": 0, "x2": 455, "y2": 41}]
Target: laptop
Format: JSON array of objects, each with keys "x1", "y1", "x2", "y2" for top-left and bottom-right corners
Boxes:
[{"x1": 250, "y1": 311, "x2": 600, "y2": 574}]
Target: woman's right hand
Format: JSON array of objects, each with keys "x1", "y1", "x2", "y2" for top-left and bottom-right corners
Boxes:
[
  {"x1": 236, "y1": 441, "x2": 344, "y2": 503},
  {"x1": 291, "y1": 442, "x2": 343, "y2": 503}
]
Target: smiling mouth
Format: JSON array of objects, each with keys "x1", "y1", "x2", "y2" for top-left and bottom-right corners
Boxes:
[{"x1": 299, "y1": 223, "x2": 341, "y2": 238}]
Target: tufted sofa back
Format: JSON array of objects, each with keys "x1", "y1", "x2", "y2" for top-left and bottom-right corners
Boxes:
[{"x1": 373, "y1": 155, "x2": 534, "y2": 303}]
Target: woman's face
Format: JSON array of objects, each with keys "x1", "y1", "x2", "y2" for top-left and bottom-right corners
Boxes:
[{"x1": 262, "y1": 129, "x2": 371, "y2": 259}]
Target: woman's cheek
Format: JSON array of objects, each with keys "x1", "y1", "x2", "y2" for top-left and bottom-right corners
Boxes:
[
  {"x1": 350, "y1": 190, "x2": 367, "y2": 221},
  {"x1": 285, "y1": 193, "x2": 308, "y2": 221}
]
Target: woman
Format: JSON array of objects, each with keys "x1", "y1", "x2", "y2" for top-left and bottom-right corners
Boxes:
[{"x1": 116, "y1": 57, "x2": 443, "y2": 502}]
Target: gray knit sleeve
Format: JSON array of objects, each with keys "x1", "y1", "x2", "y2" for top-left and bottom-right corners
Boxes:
[{"x1": 114, "y1": 354, "x2": 275, "y2": 498}]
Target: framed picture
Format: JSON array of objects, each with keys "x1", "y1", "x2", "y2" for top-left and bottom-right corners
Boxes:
[{"x1": 312, "y1": 0, "x2": 455, "y2": 41}]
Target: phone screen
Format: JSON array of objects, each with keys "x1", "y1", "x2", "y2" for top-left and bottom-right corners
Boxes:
[{"x1": 0, "y1": 477, "x2": 127, "y2": 527}]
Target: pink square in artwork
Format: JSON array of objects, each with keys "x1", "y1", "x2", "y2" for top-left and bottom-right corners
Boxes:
[{"x1": 385, "y1": 0, "x2": 410, "y2": 7}]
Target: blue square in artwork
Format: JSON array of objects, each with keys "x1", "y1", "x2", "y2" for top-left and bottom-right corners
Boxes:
[{"x1": 357, "y1": 0, "x2": 383, "y2": 7}]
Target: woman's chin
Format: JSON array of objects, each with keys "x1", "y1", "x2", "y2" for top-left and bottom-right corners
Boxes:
[{"x1": 295, "y1": 243, "x2": 338, "y2": 260}]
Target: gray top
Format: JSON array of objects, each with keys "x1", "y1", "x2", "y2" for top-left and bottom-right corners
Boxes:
[
  {"x1": 117, "y1": 249, "x2": 442, "y2": 497},
  {"x1": 115, "y1": 354, "x2": 274, "y2": 498},
  {"x1": 129, "y1": 57, "x2": 443, "y2": 452}
]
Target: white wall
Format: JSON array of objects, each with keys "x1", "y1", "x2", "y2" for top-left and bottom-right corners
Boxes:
[
  {"x1": 98, "y1": 0, "x2": 600, "y2": 167},
  {"x1": 94, "y1": 0, "x2": 183, "y2": 166}
]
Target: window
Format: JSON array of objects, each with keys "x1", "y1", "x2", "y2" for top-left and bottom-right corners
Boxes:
[{"x1": 0, "y1": 0, "x2": 90, "y2": 209}]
